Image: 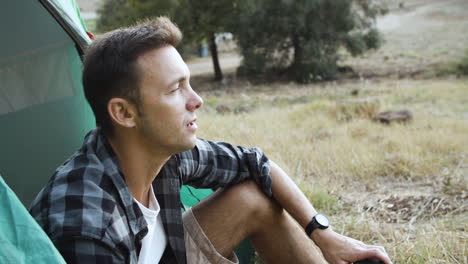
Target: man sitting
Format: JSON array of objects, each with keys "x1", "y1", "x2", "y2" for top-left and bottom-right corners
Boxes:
[{"x1": 30, "y1": 17, "x2": 391, "y2": 264}]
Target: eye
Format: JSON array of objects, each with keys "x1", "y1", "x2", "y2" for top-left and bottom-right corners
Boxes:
[{"x1": 170, "y1": 85, "x2": 181, "y2": 93}]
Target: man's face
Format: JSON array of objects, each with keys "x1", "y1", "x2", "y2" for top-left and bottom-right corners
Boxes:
[{"x1": 134, "y1": 45, "x2": 203, "y2": 155}]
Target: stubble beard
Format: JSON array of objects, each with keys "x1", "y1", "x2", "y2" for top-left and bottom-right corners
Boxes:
[{"x1": 138, "y1": 114, "x2": 195, "y2": 156}]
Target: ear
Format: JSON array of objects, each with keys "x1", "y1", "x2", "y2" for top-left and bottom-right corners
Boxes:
[{"x1": 107, "y1": 98, "x2": 138, "y2": 129}]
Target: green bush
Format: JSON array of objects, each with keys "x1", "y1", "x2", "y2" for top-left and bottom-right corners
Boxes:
[
  {"x1": 437, "y1": 51, "x2": 468, "y2": 77},
  {"x1": 455, "y1": 53, "x2": 468, "y2": 75},
  {"x1": 233, "y1": 0, "x2": 385, "y2": 83}
]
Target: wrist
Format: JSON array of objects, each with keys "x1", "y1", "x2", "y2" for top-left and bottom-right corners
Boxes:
[
  {"x1": 310, "y1": 225, "x2": 333, "y2": 243},
  {"x1": 310, "y1": 227, "x2": 340, "y2": 253},
  {"x1": 305, "y1": 213, "x2": 330, "y2": 237}
]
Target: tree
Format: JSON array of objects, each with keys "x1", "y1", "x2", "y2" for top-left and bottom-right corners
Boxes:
[
  {"x1": 95, "y1": 0, "x2": 132, "y2": 33},
  {"x1": 234, "y1": 0, "x2": 385, "y2": 83},
  {"x1": 96, "y1": 0, "x2": 180, "y2": 32},
  {"x1": 176, "y1": 0, "x2": 241, "y2": 81},
  {"x1": 96, "y1": 0, "x2": 239, "y2": 81}
]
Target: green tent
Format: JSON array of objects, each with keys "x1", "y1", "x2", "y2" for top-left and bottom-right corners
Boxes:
[
  {"x1": 0, "y1": 0, "x2": 94, "y2": 206},
  {"x1": 0, "y1": 175, "x2": 65, "y2": 263},
  {"x1": 0, "y1": 0, "x2": 253, "y2": 262}
]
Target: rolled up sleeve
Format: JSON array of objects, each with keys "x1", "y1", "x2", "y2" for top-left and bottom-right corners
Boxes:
[{"x1": 178, "y1": 139, "x2": 272, "y2": 197}]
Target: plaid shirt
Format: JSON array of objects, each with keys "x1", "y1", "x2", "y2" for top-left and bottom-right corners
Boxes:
[{"x1": 29, "y1": 128, "x2": 272, "y2": 264}]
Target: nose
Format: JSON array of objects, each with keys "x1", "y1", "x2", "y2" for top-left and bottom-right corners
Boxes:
[{"x1": 186, "y1": 88, "x2": 203, "y2": 111}]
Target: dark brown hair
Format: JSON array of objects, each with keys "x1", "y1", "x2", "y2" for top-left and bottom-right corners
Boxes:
[{"x1": 82, "y1": 16, "x2": 182, "y2": 136}]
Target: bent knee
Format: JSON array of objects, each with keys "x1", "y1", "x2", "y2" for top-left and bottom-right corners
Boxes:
[{"x1": 224, "y1": 180, "x2": 281, "y2": 218}]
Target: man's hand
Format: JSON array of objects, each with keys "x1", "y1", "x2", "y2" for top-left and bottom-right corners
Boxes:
[{"x1": 311, "y1": 228, "x2": 392, "y2": 264}]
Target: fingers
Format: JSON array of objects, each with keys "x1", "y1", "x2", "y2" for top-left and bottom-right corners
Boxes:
[
  {"x1": 355, "y1": 246, "x2": 392, "y2": 264},
  {"x1": 318, "y1": 231, "x2": 392, "y2": 264},
  {"x1": 373, "y1": 245, "x2": 391, "y2": 264}
]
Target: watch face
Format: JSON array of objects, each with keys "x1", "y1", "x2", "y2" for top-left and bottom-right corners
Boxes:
[{"x1": 315, "y1": 214, "x2": 330, "y2": 227}]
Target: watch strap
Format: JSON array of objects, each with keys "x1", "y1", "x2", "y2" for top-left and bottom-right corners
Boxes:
[
  {"x1": 305, "y1": 214, "x2": 329, "y2": 237},
  {"x1": 305, "y1": 217, "x2": 320, "y2": 237}
]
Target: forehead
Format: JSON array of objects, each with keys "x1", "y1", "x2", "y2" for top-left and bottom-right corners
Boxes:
[{"x1": 136, "y1": 45, "x2": 189, "y2": 87}]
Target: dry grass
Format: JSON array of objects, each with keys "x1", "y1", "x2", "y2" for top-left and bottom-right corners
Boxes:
[
  {"x1": 191, "y1": 1, "x2": 468, "y2": 262},
  {"x1": 196, "y1": 78, "x2": 468, "y2": 263}
]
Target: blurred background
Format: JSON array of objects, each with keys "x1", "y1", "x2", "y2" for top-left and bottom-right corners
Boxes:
[{"x1": 76, "y1": 0, "x2": 467, "y2": 263}]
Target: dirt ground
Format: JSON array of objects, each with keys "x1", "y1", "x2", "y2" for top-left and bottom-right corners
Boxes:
[{"x1": 345, "y1": 0, "x2": 468, "y2": 78}]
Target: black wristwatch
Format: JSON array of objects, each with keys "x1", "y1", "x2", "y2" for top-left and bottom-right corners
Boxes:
[{"x1": 305, "y1": 213, "x2": 330, "y2": 237}]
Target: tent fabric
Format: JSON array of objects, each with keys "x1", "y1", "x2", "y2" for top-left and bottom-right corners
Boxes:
[
  {"x1": 0, "y1": 175, "x2": 65, "y2": 264},
  {"x1": 0, "y1": 0, "x2": 82, "y2": 115},
  {"x1": 42, "y1": 0, "x2": 92, "y2": 48},
  {"x1": 0, "y1": 0, "x2": 95, "y2": 206},
  {"x1": 0, "y1": 42, "x2": 78, "y2": 115},
  {"x1": 180, "y1": 186, "x2": 213, "y2": 207},
  {"x1": 0, "y1": 0, "x2": 89, "y2": 115}
]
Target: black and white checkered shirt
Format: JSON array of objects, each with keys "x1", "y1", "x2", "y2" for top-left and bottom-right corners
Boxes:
[{"x1": 29, "y1": 128, "x2": 272, "y2": 264}]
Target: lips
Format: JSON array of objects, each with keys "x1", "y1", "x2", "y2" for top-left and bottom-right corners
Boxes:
[{"x1": 186, "y1": 118, "x2": 197, "y2": 128}]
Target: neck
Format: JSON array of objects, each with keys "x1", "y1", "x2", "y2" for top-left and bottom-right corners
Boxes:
[{"x1": 107, "y1": 131, "x2": 170, "y2": 207}]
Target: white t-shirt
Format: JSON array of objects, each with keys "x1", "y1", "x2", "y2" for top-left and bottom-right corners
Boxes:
[{"x1": 134, "y1": 186, "x2": 168, "y2": 264}]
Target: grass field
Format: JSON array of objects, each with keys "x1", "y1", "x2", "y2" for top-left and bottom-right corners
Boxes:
[
  {"x1": 195, "y1": 78, "x2": 467, "y2": 263},
  {"x1": 196, "y1": 1, "x2": 468, "y2": 262},
  {"x1": 191, "y1": 1, "x2": 468, "y2": 261}
]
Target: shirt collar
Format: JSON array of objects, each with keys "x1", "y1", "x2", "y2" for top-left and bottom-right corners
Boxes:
[{"x1": 84, "y1": 128, "x2": 148, "y2": 237}]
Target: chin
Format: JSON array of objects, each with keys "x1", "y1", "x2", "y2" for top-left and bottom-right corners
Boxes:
[{"x1": 174, "y1": 137, "x2": 197, "y2": 154}]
